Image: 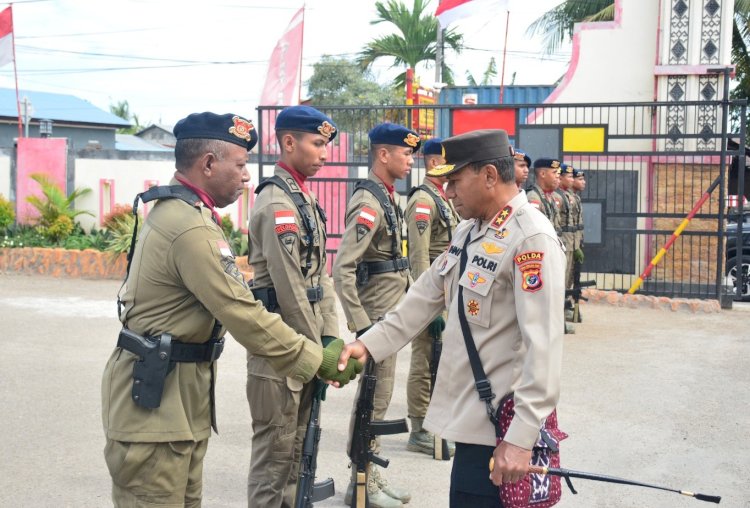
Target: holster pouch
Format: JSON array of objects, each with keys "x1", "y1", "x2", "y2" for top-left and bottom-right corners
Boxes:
[
  {"x1": 118, "y1": 329, "x2": 174, "y2": 409},
  {"x1": 355, "y1": 262, "x2": 369, "y2": 287}
]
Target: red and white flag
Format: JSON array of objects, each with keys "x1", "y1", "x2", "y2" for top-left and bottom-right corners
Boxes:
[
  {"x1": 0, "y1": 6, "x2": 14, "y2": 67},
  {"x1": 259, "y1": 7, "x2": 305, "y2": 152},
  {"x1": 435, "y1": 0, "x2": 509, "y2": 28}
]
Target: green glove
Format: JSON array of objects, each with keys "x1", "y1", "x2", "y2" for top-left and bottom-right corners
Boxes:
[
  {"x1": 315, "y1": 336, "x2": 338, "y2": 400},
  {"x1": 574, "y1": 248, "x2": 584, "y2": 264},
  {"x1": 355, "y1": 325, "x2": 372, "y2": 338},
  {"x1": 428, "y1": 316, "x2": 445, "y2": 338},
  {"x1": 317, "y1": 338, "x2": 363, "y2": 387}
]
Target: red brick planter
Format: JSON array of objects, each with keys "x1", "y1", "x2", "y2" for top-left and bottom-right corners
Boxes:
[{"x1": 0, "y1": 247, "x2": 254, "y2": 282}]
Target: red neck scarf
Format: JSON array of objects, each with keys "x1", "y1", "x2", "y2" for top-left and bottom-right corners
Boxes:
[
  {"x1": 383, "y1": 181, "x2": 395, "y2": 197},
  {"x1": 278, "y1": 161, "x2": 310, "y2": 194},
  {"x1": 174, "y1": 174, "x2": 222, "y2": 224},
  {"x1": 427, "y1": 178, "x2": 447, "y2": 200}
]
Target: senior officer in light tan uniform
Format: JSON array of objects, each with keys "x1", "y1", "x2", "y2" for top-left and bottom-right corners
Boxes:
[
  {"x1": 338, "y1": 129, "x2": 565, "y2": 508},
  {"x1": 246, "y1": 105, "x2": 340, "y2": 507},
  {"x1": 101, "y1": 112, "x2": 361, "y2": 508},
  {"x1": 333, "y1": 122, "x2": 418, "y2": 508},
  {"x1": 404, "y1": 137, "x2": 459, "y2": 457}
]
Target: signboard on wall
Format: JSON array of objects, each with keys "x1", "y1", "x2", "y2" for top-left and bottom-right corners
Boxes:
[{"x1": 462, "y1": 93, "x2": 478, "y2": 105}]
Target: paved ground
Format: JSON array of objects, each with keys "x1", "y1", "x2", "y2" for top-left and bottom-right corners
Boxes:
[{"x1": 0, "y1": 273, "x2": 748, "y2": 508}]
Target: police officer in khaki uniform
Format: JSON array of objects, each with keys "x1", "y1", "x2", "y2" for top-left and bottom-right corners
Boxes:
[
  {"x1": 246, "y1": 106, "x2": 340, "y2": 507},
  {"x1": 513, "y1": 149, "x2": 531, "y2": 191},
  {"x1": 404, "y1": 138, "x2": 459, "y2": 456},
  {"x1": 333, "y1": 123, "x2": 418, "y2": 508},
  {"x1": 338, "y1": 129, "x2": 565, "y2": 508},
  {"x1": 101, "y1": 112, "x2": 361, "y2": 508},
  {"x1": 557, "y1": 164, "x2": 577, "y2": 320},
  {"x1": 525, "y1": 158, "x2": 562, "y2": 236},
  {"x1": 571, "y1": 167, "x2": 586, "y2": 322}
]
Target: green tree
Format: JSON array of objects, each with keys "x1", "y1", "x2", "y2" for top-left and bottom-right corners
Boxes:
[
  {"x1": 357, "y1": 0, "x2": 463, "y2": 90},
  {"x1": 109, "y1": 99, "x2": 141, "y2": 134},
  {"x1": 307, "y1": 56, "x2": 403, "y2": 152},
  {"x1": 466, "y1": 57, "x2": 498, "y2": 86},
  {"x1": 731, "y1": 0, "x2": 750, "y2": 131}
]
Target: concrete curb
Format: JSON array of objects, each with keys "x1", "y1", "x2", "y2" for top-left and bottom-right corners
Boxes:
[{"x1": 582, "y1": 288, "x2": 722, "y2": 314}]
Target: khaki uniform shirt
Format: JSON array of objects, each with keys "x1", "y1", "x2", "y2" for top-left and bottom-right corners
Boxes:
[
  {"x1": 102, "y1": 178, "x2": 321, "y2": 443},
  {"x1": 406, "y1": 177, "x2": 460, "y2": 280},
  {"x1": 527, "y1": 185, "x2": 562, "y2": 237},
  {"x1": 333, "y1": 171, "x2": 411, "y2": 332},
  {"x1": 361, "y1": 191, "x2": 565, "y2": 449},
  {"x1": 572, "y1": 192, "x2": 583, "y2": 249},
  {"x1": 557, "y1": 188, "x2": 576, "y2": 250},
  {"x1": 248, "y1": 165, "x2": 338, "y2": 390}
]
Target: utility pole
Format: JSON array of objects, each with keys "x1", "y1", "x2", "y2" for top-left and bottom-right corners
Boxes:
[
  {"x1": 21, "y1": 96, "x2": 32, "y2": 138},
  {"x1": 435, "y1": 27, "x2": 443, "y2": 84}
]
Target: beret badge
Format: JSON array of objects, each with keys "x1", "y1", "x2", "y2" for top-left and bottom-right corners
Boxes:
[
  {"x1": 317, "y1": 121, "x2": 336, "y2": 139},
  {"x1": 229, "y1": 116, "x2": 254, "y2": 141},
  {"x1": 404, "y1": 132, "x2": 420, "y2": 148},
  {"x1": 550, "y1": 160, "x2": 560, "y2": 169}
]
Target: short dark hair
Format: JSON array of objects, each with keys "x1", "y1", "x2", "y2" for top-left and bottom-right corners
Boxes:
[
  {"x1": 469, "y1": 156, "x2": 514, "y2": 184},
  {"x1": 275, "y1": 129, "x2": 304, "y2": 146},
  {"x1": 174, "y1": 138, "x2": 229, "y2": 172}
]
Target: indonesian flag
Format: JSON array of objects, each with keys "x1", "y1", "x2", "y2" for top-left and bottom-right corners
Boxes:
[
  {"x1": 259, "y1": 7, "x2": 305, "y2": 153},
  {"x1": 0, "y1": 7, "x2": 14, "y2": 68},
  {"x1": 435, "y1": 0, "x2": 509, "y2": 28}
]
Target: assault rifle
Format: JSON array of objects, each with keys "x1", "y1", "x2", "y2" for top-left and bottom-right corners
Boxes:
[
  {"x1": 349, "y1": 358, "x2": 409, "y2": 508},
  {"x1": 294, "y1": 382, "x2": 335, "y2": 508},
  {"x1": 566, "y1": 280, "x2": 596, "y2": 323},
  {"x1": 429, "y1": 324, "x2": 451, "y2": 461}
]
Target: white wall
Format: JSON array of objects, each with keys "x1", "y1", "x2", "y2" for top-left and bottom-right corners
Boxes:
[
  {"x1": 0, "y1": 155, "x2": 10, "y2": 201},
  {"x1": 74, "y1": 158, "x2": 261, "y2": 232}
]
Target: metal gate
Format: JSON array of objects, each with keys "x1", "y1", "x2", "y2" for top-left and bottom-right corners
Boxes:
[{"x1": 257, "y1": 95, "x2": 747, "y2": 301}]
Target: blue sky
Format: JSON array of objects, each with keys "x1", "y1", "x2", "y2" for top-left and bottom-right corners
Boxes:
[{"x1": 0, "y1": 0, "x2": 571, "y2": 126}]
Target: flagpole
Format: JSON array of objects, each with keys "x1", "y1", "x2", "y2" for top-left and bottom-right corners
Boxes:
[
  {"x1": 297, "y1": 4, "x2": 305, "y2": 104},
  {"x1": 9, "y1": 5, "x2": 21, "y2": 138},
  {"x1": 499, "y1": 9, "x2": 510, "y2": 105}
]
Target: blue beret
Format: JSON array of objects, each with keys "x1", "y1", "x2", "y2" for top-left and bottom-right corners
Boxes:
[
  {"x1": 369, "y1": 123, "x2": 421, "y2": 152},
  {"x1": 561, "y1": 163, "x2": 575, "y2": 175},
  {"x1": 275, "y1": 105, "x2": 337, "y2": 143},
  {"x1": 573, "y1": 168, "x2": 585, "y2": 177},
  {"x1": 174, "y1": 112, "x2": 258, "y2": 151},
  {"x1": 513, "y1": 148, "x2": 532, "y2": 167},
  {"x1": 533, "y1": 157, "x2": 561, "y2": 170},
  {"x1": 422, "y1": 138, "x2": 443, "y2": 156}
]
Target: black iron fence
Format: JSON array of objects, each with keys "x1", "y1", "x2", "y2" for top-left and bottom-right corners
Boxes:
[{"x1": 257, "y1": 97, "x2": 747, "y2": 301}]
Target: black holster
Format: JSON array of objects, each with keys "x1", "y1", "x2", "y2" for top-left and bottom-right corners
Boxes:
[
  {"x1": 355, "y1": 262, "x2": 369, "y2": 287},
  {"x1": 118, "y1": 329, "x2": 174, "y2": 409}
]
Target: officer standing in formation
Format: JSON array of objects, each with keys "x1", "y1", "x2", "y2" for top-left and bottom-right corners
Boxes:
[
  {"x1": 571, "y1": 167, "x2": 587, "y2": 322},
  {"x1": 101, "y1": 112, "x2": 361, "y2": 507},
  {"x1": 556, "y1": 163, "x2": 577, "y2": 323},
  {"x1": 403, "y1": 137, "x2": 460, "y2": 457},
  {"x1": 513, "y1": 149, "x2": 531, "y2": 191},
  {"x1": 245, "y1": 106, "x2": 340, "y2": 507},
  {"x1": 525, "y1": 158, "x2": 562, "y2": 236},
  {"x1": 333, "y1": 122, "x2": 418, "y2": 507},
  {"x1": 338, "y1": 129, "x2": 565, "y2": 508}
]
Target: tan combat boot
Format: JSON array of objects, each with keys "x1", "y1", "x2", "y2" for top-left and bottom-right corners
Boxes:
[
  {"x1": 407, "y1": 417, "x2": 455, "y2": 457},
  {"x1": 370, "y1": 463, "x2": 411, "y2": 504},
  {"x1": 344, "y1": 466, "x2": 403, "y2": 508}
]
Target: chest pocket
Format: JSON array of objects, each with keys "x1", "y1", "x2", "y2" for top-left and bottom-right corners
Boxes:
[
  {"x1": 459, "y1": 265, "x2": 497, "y2": 328},
  {"x1": 439, "y1": 254, "x2": 460, "y2": 309}
]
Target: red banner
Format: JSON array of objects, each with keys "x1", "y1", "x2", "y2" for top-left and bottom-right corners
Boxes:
[{"x1": 259, "y1": 7, "x2": 305, "y2": 153}]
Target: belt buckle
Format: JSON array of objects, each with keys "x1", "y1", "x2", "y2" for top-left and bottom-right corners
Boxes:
[{"x1": 208, "y1": 338, "x2": 225, "y2": 362}]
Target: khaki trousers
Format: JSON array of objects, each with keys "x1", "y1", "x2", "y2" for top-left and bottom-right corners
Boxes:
[
  {"x1": 406, "y1": 310, "x2": 447, "y2": 419},
  {"x1": 246, "y1": 357, "x2": 314, "y2": 508},
  {"x1": 105, "y1": 438, "x2": 208, "y2": 508}
]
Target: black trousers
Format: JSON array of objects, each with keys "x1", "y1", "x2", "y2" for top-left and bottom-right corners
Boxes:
[{"x1": 449, "y1": 442, "x2": 503, "y2": 508}]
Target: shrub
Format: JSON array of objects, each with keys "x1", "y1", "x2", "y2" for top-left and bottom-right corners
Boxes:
[
  {"x1": 105, "y1": 213, "x2": 137, "y2": 256},
  {"x1": 25, "y1": 173, "x2": 93, "y2": 228},
  {"x1": 44, "y1": 215, "x2": 74, "y2": 242},
  {"x1": 221, "y1": 213, "x2": 234, "y2": 239},
  {"x1": 0, "y1": 193, "x2": 14, "y2": 231},
  {"x1": 102, "y1": 204, "x2": 134, "y2": 231}
]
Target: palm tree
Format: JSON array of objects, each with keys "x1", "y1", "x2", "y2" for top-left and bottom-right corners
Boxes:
[
  {"x1": 466, "y1": 57, "x2": 498, "y2": 86},
  {"x1": 528, "y1": 0, "x2": 750, "y2": 130},
  {"x1": 357, "y1": 0, "x2": 463, "y2": 90}
]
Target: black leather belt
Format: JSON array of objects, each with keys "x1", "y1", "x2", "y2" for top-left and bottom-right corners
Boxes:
[
  {"x1": 116, "y1": 334, "x2": 225, "y2": 363},
  {"x1": 252, "y1": 285, "x2": 324, "y2": 312},
  {"x1": 364, "y1": 257, "x2": 410, "y2": 275},
  {"x1": 561, "y1": 226, "x2": 577, "y2": 232},
  {"x1": 577, "y1": 224, "x2": 584, "y2": 231},
  {"x1": 170, "y1": 338, "x2": 225, "y2": 362}
]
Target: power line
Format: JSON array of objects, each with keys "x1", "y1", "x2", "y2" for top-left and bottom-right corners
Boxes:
[{"x1": 16, "y1": 27, "x2": 164, "y2": 40}]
